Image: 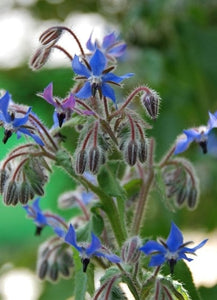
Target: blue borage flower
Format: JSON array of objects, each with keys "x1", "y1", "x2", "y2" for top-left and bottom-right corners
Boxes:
[
  {"x1": 86, "y1": 32, "x2": 127, "y2": 61},
  {"x1": 174, "y1": 111, "x2": 217, "y2": 154},
  {"x1": 24, "y1": 197, "x2": 67, "y2": 236},
  {"x1": 0, "y1": 91, "x2": 44, "y2": 145},
  {"x1": 140, "y1": 222, "x2": 208, "y2": 273},
  {"x1": 65, "y1": 224, "x2": 121, "y2": 272},
  {"x1": 72, "y1": 49, "x2": 133, "y2": 105}
]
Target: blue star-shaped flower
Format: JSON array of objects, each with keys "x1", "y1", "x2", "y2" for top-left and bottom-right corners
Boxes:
[
  {"x1": 65, "y1": 224, "x2": 121, "y2": 272},
  {"x1": 0, "y1": 91, "x2": 44, "y2": 145},
  {"x1": 86, "y1": 32, "x2": 127, "y2": 60},
  {"x1": 72, "y1": 49, "x2": 133, "y2": 104},
  {"x1": 24, "y1": 197, "x2": 67, "y2": 236},
  {"x1": 174, "y1": 111, "x2": 217, "y2": 154},
  {"x1": 140, "y1": 222, "x2": 207, "y2": 273}
]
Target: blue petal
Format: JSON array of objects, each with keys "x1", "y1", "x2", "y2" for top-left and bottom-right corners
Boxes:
[
  {"x1": 149, "y1": 254, "x2": 165, "y2": 267},
  {"x1": 166, "y1": 222, "x2": 183, "y2": 252},
  {"x1": 32, "y1": 197, "x2": 42, "y2": 212},
  {"x1": 65, "y1": 224, "x2": 82, "y2": 252},
  {"x1": 72, "y1": 55, "x2": 90, "y2": 78},
  {"x1": 13, "y1": 107, "x2": 31, "y2": 127},
  {"x1": 89, "y1": 49, "x2": 106, "y2": 76},
  {"x1": 18, "y1": 127, "x2": 44, "y2": 146},
  {"x1": 182, "y1": 238, "x2": 208, "y2": 253},
  {"x1": 0, "y1": 91, "x2": 11, "y2": 123},
  {"x1": 208, "y1": 112, "x2": 217, "y2": 131},
  {"x1": 62, "y1": 93, "x2": 76, "y2": 109},
  {"x1": 54, "y1": 227, "x2": 66, "y2": 238},
  {"x1": 108, "y1": 44, "x2": 127, "y2": 57},
  {"x1": 174, "y1": 136, "x2": 192, "y2": 155},
  {"x1": 140, "y1": 240, "x2": 166, "y2": 255},
  {"x1": 178, "y1": 252, "x2": 193, "y2": 262},
  {"x1": 81, "y1": 191, "x2": 94, "y2": 205},
  {"x1": 94, "y1": 251, "x2": 121, "y2": 263},
  {"x1": 101, "y1": 83, "x2": 116, "y2": 103},
  {"x1": 102, "y1": 32, "x2": 116, "y2": 49},
  {"x1": 76, "y1": 82, "x2": 92, "y2": 99},
  {"x1": 86, "y1": 233, "x2": 101, "y2": 256},
  {"x1": 86, "y1": 32, "x2": 95, "y2": 51},
  {"x1": 103, "y1": 72, "x2": 133, "y2": 84},
  {"x1": 35, "y1": 211, "x2": 47, "y2": 225}
]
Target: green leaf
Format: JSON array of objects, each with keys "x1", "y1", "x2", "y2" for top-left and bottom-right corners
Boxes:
[
  {"x1": 86, "y1": 263, "x2": 95, "y2": 297},
  {"x1": 97, "y1": 164, "x2": 127, "y2": 199},
  {"x1": 91, "y1": 213, "x2": 104, "y2": 236},
  {"x1": 73, "y1": 250, "x2": 87, "y2": 300},
  {"x1": 123, "y1": 178, "x2": 142, "y2": 198}
]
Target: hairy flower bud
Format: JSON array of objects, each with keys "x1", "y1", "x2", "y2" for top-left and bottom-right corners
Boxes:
[
  {"x1": 38, "y1": 260, "x2": 49, "y2": 280},
  {"x1": 3, "y1": 181, "x2": 19, "y2": 206},
  {"x1": 39, "y1": 26, "x2": 63, "y2": 47},
  {"x1": 75, "y1": 149, "x2": 87, "y2": 174},
  {"x1": 175, "y1": 187, "x2": 187, "y2": 207},
  {"x1": 29, "y1": 46, "x2": 51, "y2": 70},
  {"x1": 89, "y1": 146, "x2": 101, "y2": 174},
  {"x1": 0, "y1": 169, "x2": 9, "y2": 194},
  {"x1": 141, "y1": 89, "x2": 160, "y2": 120},
  {"x1": 138, "y1": 139, "x2": 148, "y2": 163},
  {"x1": 124, "y1": 140, "x2": 138, "y2": 166},
  {"x1": 121, "y1": 236, "x2": 141, "y2": 264},
  {"x1": 19, "y1": 181, "x2": 35, "y2": 204},
  {"x1": 187, "y1": 186, "x2": 198, "y2": 210},
  {"x1": 49, "y1": 262, "x2": 59, "y2": 282}
]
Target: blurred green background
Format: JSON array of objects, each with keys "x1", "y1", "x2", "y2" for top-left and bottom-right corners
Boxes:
[{"x1": 1, "y1": 0, "x2": 217, "y2": 299}]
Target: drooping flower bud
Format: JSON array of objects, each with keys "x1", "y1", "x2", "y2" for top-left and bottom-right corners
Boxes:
[
  {"x1": 0, "y1": 169, "x2": 9, "y2": 194},
  {"x1": 29, "y1": 46, "x2": 51, "y2": 71},
  {"x1": 88, "y1": 146, "x2": 101, "y2": 174},
  {"x1": 19, "y1": 181, "x2": 35, "y2": 205},
  {"x1": 141, "y1": 88, "x2": 160, "y2": 120},
  {"x1": 124, "y1": 140, "x2": 138, "y2": 166},
  {"x1": 75, "y1": 149, "x2": 87, "y2": 174},
  {"x1": 187, "y1": 186, "x2": 198, "y2": 210},
  {"x1": 3, "y1": 181, "x2": 19, "y2": 206},
  {"x1": 121, "y1": 236, "x2": 141, "y2": 264},
  {"x1": 138, "y1": 139, "x2": 148, "y2": 163},
  {"x1": 49, "y1": 262, "x2": 59, "y2": 282},
  {"x1": 38, "y1": 260, "x2": 49, "y2": 280},
  {"x1": 39, "y1": 26, "x2": 63, "y2": 47}
]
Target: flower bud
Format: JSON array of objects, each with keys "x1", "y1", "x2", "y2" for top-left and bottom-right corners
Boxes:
[
  {"x1": 3, "y1": 181, "x2": 19, "y2": 206},
  {"x1": 39, "y1": 26, "x2": 63, "y2": 47},
  {"x1": 141, "y1": 89, "x2": 160, "y2": 120},
  {"x1": 187, "y1": 186, "x2": 198, "y2": 210},
  {"x1": 124, "y1": 140, "x2": 138, "y2": 166},
  {"x1": 121, "y1": 236, "x2": 141, "y2": 264},
  {"x1": 138, "y1": 139, "x2": 148, "y2": 163},
  {"x1": 29, "y1": 46, "x2": 51, "y2": 70},
  {"x1": 38, "y1": 260, "x2": 49, "y2": 280},
  {"x1": 175, "y1": 187, "x2": 187, "y2": 207},
  {"x1": 49, "y1": 262, "x2": 59, "y2": 282},
  {"x1": 0, "y1": 169, "x2": 9, "y2": 194},
  {"x1": 89, "y1": 146, "x2": 100, "y2": 174},
  {"x1": 19, "y1": 181, "x2": 35, "y2": 204},
  {"x1": 75, "y1": 149, "x2": 87, "y2": 174}
]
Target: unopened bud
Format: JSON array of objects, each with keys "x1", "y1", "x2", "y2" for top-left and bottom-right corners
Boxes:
[
  {"x1": 39, "y1": 26, "x2": 63, "y2": 47},
  {"x1": 38, "y1": 260, "x2": 49, "y2": 280},
  {"x1": 187, "y1": 186, "x2": 198, "y2": 210},
  {"x1": 59, "y1": 264, "x2": 70, "y2": 277},
  {"x1": 141, "y1": 89, "x2": 160, "y2": 120},
  {"x1": 121, "y1": 236, "x2": 141, "y2": 264},
  {"x1": 49, "y1": 262, "x2": 59, "y2": 282},
  {"x1": 19, "y1": 182, "x2": 35, "y2": 204},
  {"x1": 29, "y1": 46, "x2": 51, "y2": 70},
  {"x1": 3, "y1": 181, "x2": 19, "y2": 206},
  {"x1": 124, "y1": 140, "x2": 138, "y2": 166},
  {"x1": 89, "y1": 147, "x2": 100, "y2": 174},
  {"x1": 75, "y1": 149, "x2": 87, "y2": 174},
  {"x1": 0, "y1": 169, "x2": 9, "y2": 194},
  {"x1": 138, "y1": 139, "x2": 148, "y2": 163},
  {"x1": 31, "y1": 182, "x2": 44, "y2": 196},
  {"x1": 175, "y1": 187, "x2": 187, "y2": 207}
]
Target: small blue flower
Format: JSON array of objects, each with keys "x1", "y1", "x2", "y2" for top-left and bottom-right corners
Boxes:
[
  {"x1": 65, "y1": 224, "x2": 121, "y2": 272},
  {"x1": 72, "y1": 49, "x2": 133, "y2": 104},
  {"x1": 38, "y1": 82, "x2": 76, "y2": 128},
  {"x1": 174, "y1": 112, "x2": 217, "y2": 154},
  {"x1": 140, "y1": 222, "x2": 208, "y2": 273},
  {"x1": 0, "y1": 91, "x2": 44, "y2": 145},
  {"x1": 86, "y1": 32, "x2": 127, "y2": 60},
  {"x1": 24, "y1": 197, "x2": 67, "y2": 236}
]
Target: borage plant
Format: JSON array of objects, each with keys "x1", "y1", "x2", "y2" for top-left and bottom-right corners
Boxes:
[{"x1": 0, "y1": 25, "x2": 211, "y2": 299}]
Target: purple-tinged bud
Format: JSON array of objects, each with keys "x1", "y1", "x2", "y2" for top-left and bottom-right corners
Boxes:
[
  {"x1": 3, "y1": 181, "x2": 19, "y2": 206},
  {"x1": 29, "y1": 46, "x2": 51, "y2": 71},
  {"x1": 141, "y1": 89, "x2": 160, "y2": 120},
  {"x1": 75, "y1": 149, "x2": 87, "y2": 174},
  {"x1": 187, "y1": 186, "x2": 198, "y2": 210},
  {"x1": 38, "y1": 260, "x2": 49, "y2": 280},
  {"x1": 89, "y1": 146, "x2": 101, "y2": 174},
  {"x1": 138, "y1": 139, "x2": 148, "y2": 163},
  {"x1": 124, "y1": 140, "x2": 138, "y2": 166},
  {"x1": 39, "y1": 26, "x2": 63, "y2": 47},
  {"x1": 121, "y1": 236, "x2": 141, "y2": 264},
  {"x1": 0, "y1": 169, "x2": 9, "y2": 194}
]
